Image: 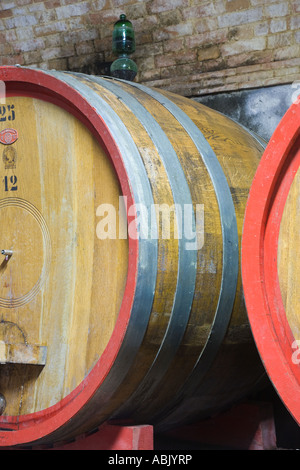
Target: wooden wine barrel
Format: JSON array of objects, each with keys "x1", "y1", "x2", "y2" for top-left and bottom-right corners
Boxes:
[
  {"x1": 0, "y1": 66, "x2": 265, "y2": 448},
  {"x1": 242, "y1": 97, "x2": 300, "y2": 426}
]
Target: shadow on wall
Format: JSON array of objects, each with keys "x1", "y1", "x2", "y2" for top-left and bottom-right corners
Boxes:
[{"x1": 194, "y1": 83, "x2": 299, "y2": 143}]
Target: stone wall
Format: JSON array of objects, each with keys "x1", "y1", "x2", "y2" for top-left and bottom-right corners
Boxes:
[{"x1": 0, "y1": 0, "x2": 299, "y2": 97}]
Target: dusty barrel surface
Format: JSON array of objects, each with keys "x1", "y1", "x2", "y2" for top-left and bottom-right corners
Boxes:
[
  {"x1": 242, "y1": 97, "x2": 300, "y2": 426},
  {"x1": 0, "y1": 66, "x2": 265, "y2": 447}
]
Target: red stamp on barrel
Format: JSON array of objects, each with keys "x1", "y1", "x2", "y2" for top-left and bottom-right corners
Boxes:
[{"x1": 0, "y1": 128, "x2": 18, "y2": 145}]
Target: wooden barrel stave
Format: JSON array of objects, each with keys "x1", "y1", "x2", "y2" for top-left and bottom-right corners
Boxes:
[
  {"x1": 106, "y1": 81, "x2": 265, "y2": 429},
  {"x1": 0, "y1": 67, "x2": 265, "y2": 446}
]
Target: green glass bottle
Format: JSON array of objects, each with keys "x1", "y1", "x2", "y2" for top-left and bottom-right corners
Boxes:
[{"x1": 110, "y1": 14, "x2": 138, "y2": 81}]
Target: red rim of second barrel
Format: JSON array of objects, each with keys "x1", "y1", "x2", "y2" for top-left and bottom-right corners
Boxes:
[
  {"x1": 0, "y1": 66, "x2": 138, "y2": 446},
  {"x1": 242, "y1": 96, "x2": 300, "y2": 425}
]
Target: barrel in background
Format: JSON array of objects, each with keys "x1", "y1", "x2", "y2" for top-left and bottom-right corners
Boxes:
[
  {"x1": 0, "y1": 66, "x2": 265, "y2": 447},
  {"x1": 242, "y1": 97, "x2": 300, "y2": 427}
]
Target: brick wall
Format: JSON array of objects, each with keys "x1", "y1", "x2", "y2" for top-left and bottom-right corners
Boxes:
[{"x1": 0, "y1": 0, "x2": 299, "y2": 97}]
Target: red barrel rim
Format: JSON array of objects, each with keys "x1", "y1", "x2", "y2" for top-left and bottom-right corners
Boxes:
[
  {"x1": 242, "y1": 96, "x2": 300, "y2": 424},
  {"x1": 0, "y1": 66, "x2": 138, "y2": 446}
]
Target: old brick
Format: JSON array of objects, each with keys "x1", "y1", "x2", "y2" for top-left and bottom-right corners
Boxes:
[
  {"x1": 16, "y1": 26, "x2": 33, "y2": 40},
  {"x1": 15, "y1": 0, "x2": 32, "y2": 5},
  {"x1": 0, "y1": 54, "x2": 24, "y2": 66},
  {"x1": 0, "y1": 42, "x2": 13, "y2": 55},
  {"x1": 195, "y1": 17, "x2": 218, "y2": 34},
  {"x1": 175, "y1": 62, "x2": 206, "y2": 78},
  {"x1": 23, "y1": 50, "x2": 42, "y2": 64},
  {"x1": 159, "y1": 9, "x2": 182, "y2": 27},
  {"x1": 274, "y1": 65, "x2": 300, "y2": 77},
  {"x1": 182, "y1": 3, "x2": 217, "y2": 19},
  {"x1": 110, "y1": 0, "x2": 137, "y2": 6},
  {"x1": 14, "y1": 38, "x2": 45, "y2": 53},
  {"x1": 67, "y1": 17, "x2": 85, "y2": 31},
  {"x1": 93, "y1": 0, "x2": 110, "y2": 10},
  {"x1": 27, "y1": 3, "x2": 45, "y2": 12},
  {"x1": 236, "y1": 62, "x2": 263, "y2": 74},
  {"x1": 44, "y1": 33, "x2": 63, "y2": 48},
  {"x1": 218, "y1": 7, "x2": 263, "y2": 27},
  {"x1": 5, "y1": 14, "x2": 37, "y2": 28},
  {"x1": 163, "y1": 22, "x2": 194, "y2": 38},
  {"x1": 41, "y1": 44, "x2": 74, "y2": 61},
  {"x1": 273, "y1": 57, "x2": 300, "y2": 69},
  {"x1": 155, "y1": 53, "x2": 178, "y2": 68},
  {"x1": 56, "y1": 2, "x2": 90, "y2": 20},
  {"x1": 225, "y1": 0, "x2": 251, "y2": 12},
  {"x1": 68, "y1": 53, "x2": 98, "y2": 70},
  {"x1": 150, "y1": 0, "x2": 188, "y2": 14},
  {"x1": 191, "y1": 68, "x2": 236, "y2": 81},
  {"x1": 92, "y1": 9, "x2": 121, "y2": 26},
  {"x1": 35, "y1": 21, "x2": 68, "y2": 36},
  {"x1": 274, "y1": 45, "x2": 300, "y2": 60},
  {"x1": 138, "y1": 55, "x2": 155, "y2": 71},
  {"x1": 270, "y1": 19, "x2": 287, "y2": 33},
  {"x1": 227, "y1": 49, "x2": 273, "y2": 67},
  {"x1": 159, "y1": 64, "x2": 178, "y2": 79},
  {"x1": 0, "y1": 9, "x2": 13, "y2": 18},
  {"x1": 129, "y1": 42, "x2": 163, "y2": 59},
  {"x1": 89, "y1": 12, "x2": 103, "y2": 26},
  {"x1": 195, "y1": 28, "x2": 229, "y2": 47},
  {"x1": 5, "y1": 29, "x2": 17, "y2": 41},
  {"x1": 133, "y1": 15, "x2": 158, "y2": 33},
  {"x1": 254, "y1": 21, "x2": 269, "y2": 36},
  {"x1": 267, "y1": 32, "x2": 292, "y2": 48},
  {"x1": 33, "y1": 9, "x2": 57, "y2": 23},
  {"x1": 163, "y1": 38, "x2": 184, "y2": 53},
  {"x1": 48, "y1": 58, "x2": 68, "y2": 70},
  {"x1": 135, "y1": 31, "x2": 153, "y2": 46},
  {"x1": 221, "y1": 37, "x2": 266, "y2": 56},
  {"x1": 125, "y1": 3, "x2": 147, "y2": 19},
  {"x1": 75, "y1": 41, "x2": 95, "y2": 56},
  {"x1": 61, "y1": 0, "x2": 82, "y2": 5},
  {"x1": 136, "y1": 56, "x2": 157, "y2": 82},
  {"x1": 94, "y1": 37, "x2": 112, "y2": 53},
  {"x1": 44, "y1": 0, "x2": 61, "y2": 8},
  {"x1": 156, "y1": 49, "x2": 197, "y2": 68},
  {"x1": 230, "y1": 69, "x2": 274, "y2": 83},
  {"x1": 265, "y1": 2, "x2": 289, "y2": 18},
  {"x1": 10, "y1": 6, "x2": 26, "y2": 15},
  {"x1": 138, "y1": 67, "x2": 161, "y2": 82},
  {"x1": 0, "y1": 2, "x2": 16, "y2": 9},
  {"x1": 291, "y1": 0, "x2": 300, "y2": 13},
  {"x1": 227, "y1": 24, "x2": 254, "y2": 40},
  {"x1": 291, "y1": 15, "x2": 300, "y2": 30},
  {"x1": 155, "y1": 29, "x2": 171, "y2": 42},
  {"x1": 198, "y1": 45, "x2": 220, "y2": 61},
  {"x1": 63, "y1": 28, "x2": 98, "y2": 44}
]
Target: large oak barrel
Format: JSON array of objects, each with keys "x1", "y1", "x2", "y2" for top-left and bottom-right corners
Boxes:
[
  {"x1": 0, "y1": 66, "x2": 265, "y2": 448},
  {"x1": 242, "y1": 97, "x2": 300, "y2": 426}
]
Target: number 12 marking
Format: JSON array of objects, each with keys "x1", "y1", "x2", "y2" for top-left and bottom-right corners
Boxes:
[{"x1": 4, "y1": 175, "x2": 18, "y2": 191}]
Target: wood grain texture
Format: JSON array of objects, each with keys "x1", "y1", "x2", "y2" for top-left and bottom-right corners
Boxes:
[
  {"x1": 0, "y1": 96, "x2": 128, "y2": 416},
  {"x1": 278, "y1": 166, "x2": 300, "y2": 341}
]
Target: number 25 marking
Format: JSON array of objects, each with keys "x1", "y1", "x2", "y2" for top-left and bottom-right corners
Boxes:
[
  {"x1": 4, "y1": 175, "x2": 18, "y2": 191},
  {"x1": 0, "y1": 105, "x2": 15, "y2": 122}
]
